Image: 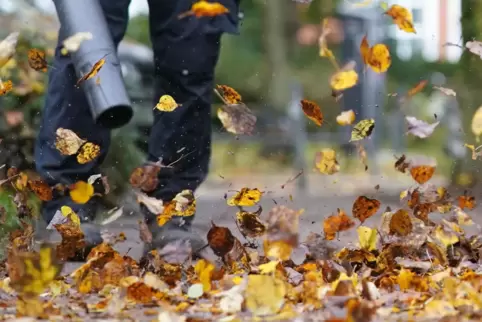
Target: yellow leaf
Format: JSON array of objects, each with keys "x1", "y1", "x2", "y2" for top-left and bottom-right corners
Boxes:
[
  {"x1": 367, "y1": 44, "x2": 391, "y2": 73},
  {"x1": 397, "y1": 268, "x2": 414, "y2": 291},
  {"x1": 331, "y1": 272, "x2": 358, "y2": 292},
  {"x1": 263, "y1": 240, "x2": 293, "y2": 261},
  {"x1": 385, "y1": 4, "x2": 416, "y2": 34},
  {"x1": 154, "y1": 95, "x2": 179, "y2": 112},
  {"x1": 258, "y1": 260, "x2": 279, "y2": 274},
  {"x1": 227, "y1": 188, "x2": 262, "y2": 207},
  {"x1": 380, "y1": 1, "x2": 388, "y2": 10},
  {"x1": 350, "y1": 119, "x2": 375, "y2": 142},
  {"x1": 314, "y1": 148, "x2": 340, "y2": 175},
  {"x1": 245, "y1": 275, "x2": 286, "y2": 316},
  {"x1": 69, "y1": 181, "x2": 94, "y2": 204},
  {"x1": 55, "y1": 128, "x2": 85, "y2": 156},
  {"x1": 330, "y1": 70, "x2": 359, "y2": 91},
  {"x1": 194, "y1": 259, "x2": 215, "y2": 292},
  {"x1": 76, "y1": 142, "x2": 101, "y2": 164},
  {"x1": 471, "y1": 105, "x2": 482, "y2": 140},
  {"x1": 433, "y1": 225, "x2": 459, "y2": 248},
  {"x1": 336, "y1": 109, "x2": 356, "y2": 126},
  {"x1": 60, "y1": 206, "x2": 80, "y2": 226},
  {"x1": 357, "y1": 226, "x2": 378, "y2": 251}
]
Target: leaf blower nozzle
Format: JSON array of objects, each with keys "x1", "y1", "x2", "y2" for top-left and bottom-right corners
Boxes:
[{"x1": 53, "y1": 0, "x2": 133, "y2": 129}]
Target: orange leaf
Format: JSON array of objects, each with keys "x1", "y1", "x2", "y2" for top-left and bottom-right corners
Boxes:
[
  {"x1": 389, "y1": 209, "x2": 413, "y2": 236},
  {"x1": 385, "y1": 4, "x2": 416, "y2": 34},
  {"x1": 407, "y1": 80, "x2": 428, "y2": 97},
  {"x1": 352, "y1": 196, "x2": 381, "y2": 223},
  {"x1": 323, "y1": 208, "x2": 355, "y2": 240},
  {"x1": 0, "y1": 80, "x2": 13, "y2": 96},
  {"x1": 77, "y1": 57, "x2": 106, "y2": 86},
  {"x1": 410, "y1": 165, "x2": 435, "y2": 184},
  {"x1": 360, "y1": 35, "x2": 370, "y2": 65},
  {"x1": 27, "y1": 48, "x2": 48, "y2": 72},
  {"x1": 458, "y1": 193, "x2": 475, "y2": 210},
  {"x1": 217, "y1": 85, "x2": 242, "y2": 105},
  {"x1": 300, "y1": 99, "x2": 323, "y2": 126},
  {"x1": 27, "y1": 180, "x2": 53, "y2": 202},
  {"x1": 191, "y1": 1, "x2": 229, "y2": 17}
]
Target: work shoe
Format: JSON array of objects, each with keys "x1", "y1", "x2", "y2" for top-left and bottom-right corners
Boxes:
[{"x1": 34, "y1": 197, "x2": 103, "y2": 261}]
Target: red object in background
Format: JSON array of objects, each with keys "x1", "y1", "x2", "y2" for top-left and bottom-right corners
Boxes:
[{"x1": 296, "y1": 17, "x2": 344, "y2": 46}]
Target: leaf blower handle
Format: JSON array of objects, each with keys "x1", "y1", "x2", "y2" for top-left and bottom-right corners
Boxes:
[{"x1": 53, "y1": 0, "x2": 133, "y2": 129}]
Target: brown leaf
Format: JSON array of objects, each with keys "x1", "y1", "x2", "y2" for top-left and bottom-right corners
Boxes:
[
  {"x1": 216, "y1": 85, "x2": 242, "y2": 105},
  {"x1": 217, "y1": 103, "x2": 256, "y2": 135},
  {"x1": 236, "y1": 206, "x2": 266, "y2": 238},
  {"x1": 389, "y1": 209, "x2": 413, "y2": 236},
  {"x1": 410, "y1": 165, "x2": 436, "y2": 184},
  {"x1": 27, "y1": 180, "x2": 52, "y2": 202},
  {"x1": 300, "y1": 99, "x2": 323, "y2": 126},
  {"x1": 352, "y1": 196, "x2": 381, "y2": 223},
  {"x1": 207, "y1": 222, "x2": 236, "y2": 257},
  {"x1": 139, "y1": 219, "x2": 152, "y2": 244},
  {"x1": 77, "y1": 57, "x2": 106, "y2": 86},
  {"x1": 27, "y1": 48, "x2": 48, "y2": 72},
  {"x1": 129, "y1": 164, "x2": 161, "y2": 192},
  {"x1": 323, "y1": 208, "x2": 355, "y2": 240},
  {"x1": 394, "y1": 154, "x2": 410, "y2": 173}
]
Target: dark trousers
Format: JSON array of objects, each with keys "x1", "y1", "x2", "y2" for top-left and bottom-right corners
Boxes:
[{"x1": 35, "y1": 0, "x2": 239, "y2": 223}]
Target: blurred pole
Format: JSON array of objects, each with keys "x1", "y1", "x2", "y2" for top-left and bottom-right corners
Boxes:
[{"x1": 287, "y1": 80, "x2": 307, "y2": 192}]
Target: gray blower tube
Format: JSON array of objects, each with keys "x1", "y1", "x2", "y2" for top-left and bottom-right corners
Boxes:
[{"x1": 53, "y1": 0, "x2": 133, "y2": 129}]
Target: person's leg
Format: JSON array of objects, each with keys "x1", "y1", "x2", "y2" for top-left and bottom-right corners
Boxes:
[
  {"x1": 143, "y1": 0, "x2": 240, "y2": 254},
  {"x1": 34, "y1": 0, "x2": 131, "y2": 249}
]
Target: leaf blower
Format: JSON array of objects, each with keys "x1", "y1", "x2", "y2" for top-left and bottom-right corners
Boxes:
[{"x1": 53, "y1": 0, "x2": 133, "y2": 129}]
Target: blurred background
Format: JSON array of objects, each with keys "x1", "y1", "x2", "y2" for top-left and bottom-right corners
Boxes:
[{"x1": 0, "y1": 0, "x2": 480, "y2": 212}]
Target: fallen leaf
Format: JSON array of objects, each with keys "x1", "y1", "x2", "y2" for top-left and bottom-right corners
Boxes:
[
  {"x1": 323, "y1": 208, "x2": 355, "y2": 240},
  {"x1": 227, "y1": 188, "x2": 262, "y2": 207},
  {"x1": 27, "y1": 48, "x2": 48, "y2": 72},
  {"x1": 352, "y1": 196, "x2": 381, "y2": 223},
  {"x1": 300, "y1": 99, "x2": 323, "y2": 126},
  {"x1": 336, "y1": 109, "x2": 356, "y2": 126},
  {"x1": 385, "y1": 4, "x2": 416, "y2": 33},
  {"x1": 217, "y1": 104, "x2": 256, "y2": 135},
  {"x1": 314, "y1": 148, "x2": 340, "y2": 175},
  {"x1": 389, "y1": 209, "x2": 413, "y2": 236},
  {"x1": 245, "y1": 275, "x2": 286, "y2": 316},
  {"x1": 61, "y1": 32, "x2": 93, "y2": 55},
  {"x1": 406, "y1": 116, "x2": 440, "y2": 138},
  {"x1": 433, "y1": 225, "x2": 458, "y2": 248},
  {"x1": 69, "y1": 181, "x2": 94, "y2": 204},
  {"x1": 154, "y1": 95, "x2": 179, "y2": 112},
  {"x1": 350, "y1": 119, "x2": 375, "y2": 142}
]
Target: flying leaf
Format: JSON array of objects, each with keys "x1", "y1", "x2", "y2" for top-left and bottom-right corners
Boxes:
[
  {"x1": 217, "y1": 103, "x2": 256, "y2": 135},
  {"x1": 55, "y1": 128, "x2": 86, "y2": 156},
  {"x1": 318, "y1": 19, "x2": 335, "y2": 59},
  {"x1": 236, "y1": 207, "x2": 267, "y2": 238},
  {"x1": 433, "y1": 86, "x2": 456, "y2": 96},
  {"x1": 433, "y1": 225, "x2": 459, "y2": 248},
  {"x1": 179, "y1": 1, "x2": 230, "y2": 19},
  {"x1": 76, "y1": 57, "x2": 106, "y2": 86},
  {"x1": 394, "y1": 154, "x2": 411, "y2": 173},
  {"x1": 136, "y1": 193, "x2": 164, "y2": 215},
  {"x1": 465, "y1": 40, "x2": 482, "y2": 59},
  {"x1": 194, "y1": 259, "x2": 215, "y2": 292},
  {"x1": 360, "y1": 36, "x2": 392, "y2": 73},
  {"x1": 101, "y1": 207, "x2": 123, "y2": 225},
  {"x1": 216, "y1": 85, "x2": 242, "y2": 105},
  {"x1": 357, "y1": 226, "x2": 378, "y2": 251},
  {"x1": 76, "y1": 142, "x2": 101, "y2": 164},
  {"x1": 300, "y1": 99, "x2": 323, "y2": 126},
  {"x1": 264, "y1": 206, "x2": 302, "y2": 261},
  {"x1": 336, "y1": 109, "x2": 356, "y2": 126},
  {"x1": 61, "y1": 32, "x2": 93, "y2": 55},
  {"x1": 154, "y1": 95, "x2": 180, "y2": 112},
  {"x1": 27, "y1": 179, "x2": 53, "y2": 202},
  {"x1": 60, "y1": 206, "x2": 81, "y2": 226},
  {"x1": 314, "y1": 148, "x2": 340, "y2": 175},
  {"x1": 352, "y1": 196, "x2": 381, "y2": 223},
  {"x1": 69, "y1": 181, "x2": 94, "y2": 204},
  {"x1": 357, "y1": 143, "x2": 368, "y2": 171},
  {"x1": 330, "y1": 61, "x2": 359, "y2": 91},
  {"x1": 129, "y1": 162, "x2": 163, "y2": 193},
  {"x1": 457, "y1": 192, "x2": 475, "y2": 210},
  {"x1": 407, "y1": 80, "x2": 428, "y2": 97},
  {"x1": 323, "y1": 208, "x2": 355, "y2": 240},
  {"x1": 385, "y1": 4, "x2": 416, "y2": 33},
  {"x1": 27, "y1": 48, "x2": 48, "y2": 72},
  {"x1": 389, "y1": 209, "x2": 413, "y2": 236},
  {"x1": 54, "y1": 221, "x2": 86, "y2": 261},
  {"x1": 471, "y1": 105, "x2": 482, "y2": 140},
  {"x1": 405, "y1": 116, "x2": 440, "y2": 139},
  {"x1": 410, "y1": 165, "x2": 435, "y2": 184},
  {"x1": 207, "y1": 223, "x2": 236, "y2": 257},
  {"x1": 227, "y1": 188, "x2": 262, "y2": 207},
  {"x1": 10, "y1": 244, "x2": 63, "y2": 297},
  {"x1": 0, "y1": 32, "x2": 19, "y2": 68},
  {"x1": 0, "y1": 80, "x2": 13, "y2": 96},
  {"x1": 350, "y1": 118, "x2": 375, "y2": 142}
]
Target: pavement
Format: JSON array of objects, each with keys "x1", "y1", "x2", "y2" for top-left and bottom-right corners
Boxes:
[{"x1": 62, "y1": 171, "x2": 450, "y2": 274}]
